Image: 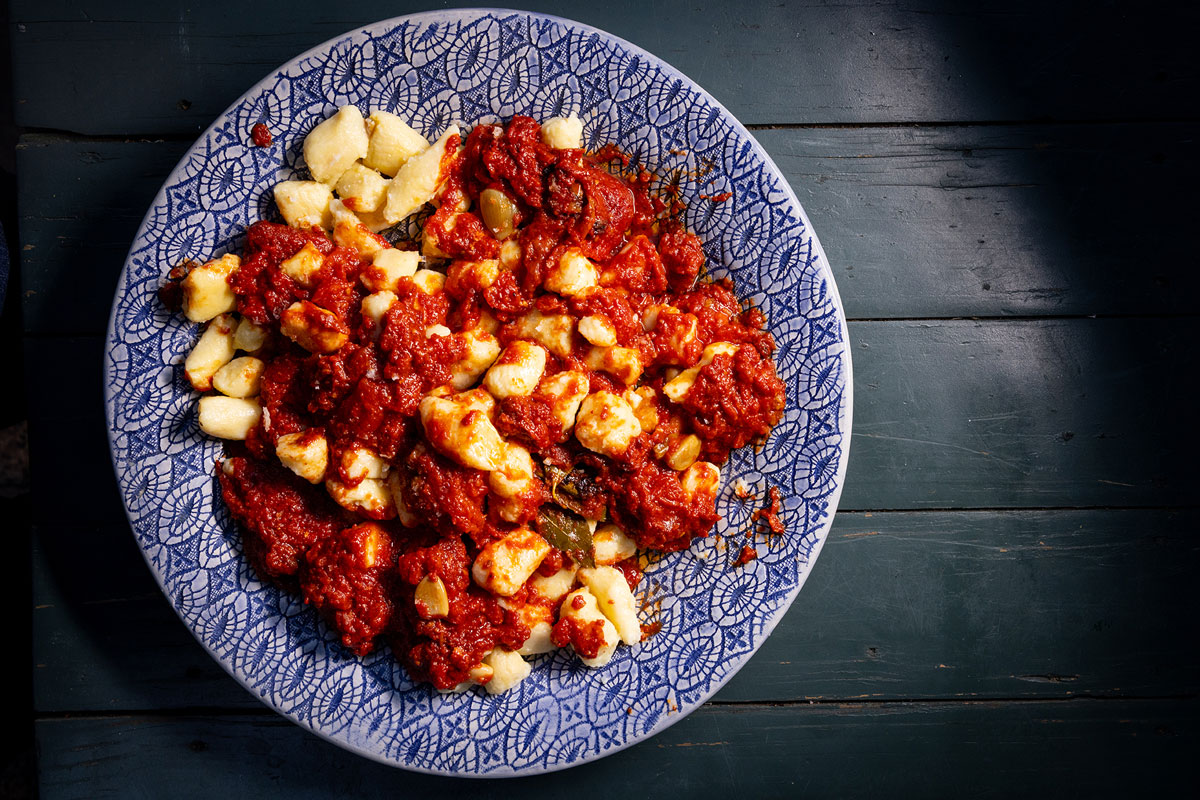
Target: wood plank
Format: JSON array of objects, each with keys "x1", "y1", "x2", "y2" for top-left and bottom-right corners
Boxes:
[
  {"x1": 35, "y1": 700, "x2": 1196, "y2": 796},
  {"x1": 720, "y1": 509, "x2": 1200, "y2": 702},
  {"x1": 843, "y1": 318, "x2": 1197, "y2": 509},
  {"x1": 18, "y1": 124, "x2": 1200, "y2": 335},
  {"x1": 757, "y1": 123, "x2": 1200, "y2": 318},
  {"x1": 11, "y1": 1, "x2": 1200, "y2": 134},
  {"x1": 32, "y1": 508, "x2": 1200, "y2": 713},
  {"x1": 16, "y1": 137, "x2": 190, "y2": 337}
]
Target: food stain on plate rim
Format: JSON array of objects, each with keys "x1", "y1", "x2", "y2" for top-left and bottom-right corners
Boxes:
[{"x1": 102, "y1": 8, "x2": 854, "y2": 776}]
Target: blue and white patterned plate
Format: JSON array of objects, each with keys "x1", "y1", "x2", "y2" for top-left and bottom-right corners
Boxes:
[{"x1": 104, "y1": 9, "x2": 852, "y2": 776}]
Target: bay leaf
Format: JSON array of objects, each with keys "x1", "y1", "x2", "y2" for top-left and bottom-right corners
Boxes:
[{"x1": 535, "y1": 505, "x2": 595, "y2": 568}]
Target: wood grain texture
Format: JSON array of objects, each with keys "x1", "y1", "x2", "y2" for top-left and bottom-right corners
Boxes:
[
  {"x1": 18, "y1": 124, "x2": 1200, "y2": 336},
  {"x1": 11, "y1": 1, "x2": 1200, "y2": 134},
  {"x1": 17, "y1": 137, "x2": 188, "y2": 337},
  {"x1": 842, "y1": 318, "x2": 1197, "y2": 509},
  {"x1": 36, "y1": 700, "x2": 1195, "y2": 798},
  {"x1": 760, "y1": 123, "x2": 1200, "y2": 317},
  {"x1": 32, "y1": 509, "x2": 1200, "y2": 713}
]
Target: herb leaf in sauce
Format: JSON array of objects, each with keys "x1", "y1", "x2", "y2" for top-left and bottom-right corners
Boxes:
[
  {"x1": 543, "y1": 463, "x2": 607, "y2": 521},
  {"x1": 535, "y1": 505, "x2": 595, "y2": 568}
]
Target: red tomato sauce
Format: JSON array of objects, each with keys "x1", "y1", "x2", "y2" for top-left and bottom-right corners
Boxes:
[
  {"x1": 202, "y1": 115, "x2": 786, "y2": 689},
  {"x1": 217, "y1": 456, "x2": 348, "y2": 581},
  {"x1": 299, "y1": 522, "x2": 395, "y2": 655},
  {"x1": 251, "y1": 123, "x2": 273, "y2": 147},
  {"x1": 551, "y1": 615, "x2": 608, "y2": 659},
  {"x1": 733, "y1": 545, "x2": 758, "y2": 567}
]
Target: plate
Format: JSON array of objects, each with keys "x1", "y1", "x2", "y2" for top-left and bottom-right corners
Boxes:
[{"x1": 104, "y1": 9, "x2": 852, "y2": 776}]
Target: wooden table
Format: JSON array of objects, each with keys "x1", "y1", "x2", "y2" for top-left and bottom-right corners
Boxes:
[{"x1": 17, "y1": 1, "x2": 1198, "y2": 795}]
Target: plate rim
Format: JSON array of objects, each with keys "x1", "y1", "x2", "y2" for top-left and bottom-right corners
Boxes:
[{"x1": 103, "y1": 7, "x2": 854, "y2": 776}]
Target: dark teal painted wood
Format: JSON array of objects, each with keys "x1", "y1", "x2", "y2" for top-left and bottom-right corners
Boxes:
[
  {"x1": 32, "y1": 509, "x2": 1200, "y2": 712},
  {"x1": 11, "y1": 1, "x2": 1200, "y2": 134},
  {"x1": 760, "y1": 123, "x2": 1200, "y2": 318},
  {"x1": 17, "y1": 137, "x2": 190, "y2": 337},
  {"x1": 841, "y1": 318, "x2": 1197, "y2": 509},
  {"x1": 35, "y1": 700, "x2": 1196, "y2": 798},
  {"x1": 18, "y1": 124, "x2": 1200, "y2": 336}
]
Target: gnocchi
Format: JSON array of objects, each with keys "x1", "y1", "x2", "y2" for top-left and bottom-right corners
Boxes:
[{"x1": 303, "y1": 105, "x2": 369, "y2": 185}]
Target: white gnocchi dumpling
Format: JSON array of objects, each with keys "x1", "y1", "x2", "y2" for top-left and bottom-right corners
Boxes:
[
  {"x1": 624, "y1": 385, "x2": 660, "y2": 433},
  {"x1": 482, "y1": 648, "x2": 532, "y2": 694},
  {"x1": 489, "y1": 443, "x2": 537, "y2": 523},
  {"x1": 330, "y1": 199, "x2": 388, "y2": 258},
  {"x1": 541, "y1": 114, "x2": 584, "y2": 150},
  {"x1": 584, "y1": 345, "x2": 644, "y2": 385},
  {"x1": 680, "y1": 461, "x2": 721, "y2": 504},
  {"x1": 499, "y1": 597, "x2": 557, "y2": 656},
  {"x1": 383, "y1": 124, "x2": 461, "y2": 224},
  {"x1": 545, "y1": 247, "x2": 598, "y2": 297},
  {"x1": 499, "y1": 238, "x2": 522, "y2": 271},
  {"x1": 185, "y1": 313, "x2": 237, "y2": 391},
  {"x1": 420, "y1": 221, "x2": 450, "y2": 260},
  {"x1": 535, "y1": 370, "x2": 590, "y2": 438},
  {"x1": 530, "y1": 562, "x2": 578, "y2": 603},
  {"x1": 198, "y1": 396, "x2": 261, "y2": 440},
  {"x1": 574, "y1": 391, "x2": 642, "y2": 457},
  {"x1": 410, "y1": 269, "x2": 447, "y2": 295},
  {"x1": 483, "y1": 341, "x2": 547, "y2": 399},
  {"x1": 418, "y1": 389, "x2": 505, "y2": 471},
  {"x1": 449, "y1": 258, "x2": 500, "y2": 291},
  {"x1": 303, "y1": 105, "x2": 369, "y2": 185},
  {"x1": 578, "y1": 314, "x2": 617, "y2": 347},
  {"x1": 326, "y1": 477, "x2": 395, "y2": 518},
  {"x1": 592, "y1": 523, "x2": 637, "y2": 566},
  {"x1": 513, "y1": 310, "x2": 575, "y2": 358},
  {"x1": 364, "y1": 111, "x2": 430, "y2": 177},
  {"x1": 360, "y1": 291, "x2": 398, "y2": 332},
  {"x1": 334, "y1": 162, "x2": 390, "y2": 213},
  {"x1": 274, "y1": 430, "x2": 328, "y2": 484},
  {"x1": 339, "y1": 447, "x2": 390, "y2": 482},
  {"x1": 578, "y1": 566, "x2": 641, "y2": 646},
  {"x1": 233, "y1": 317, "x2": 267, "y2": 353},
  {"x1": 471, "y1": 527, "x2": 551, "y2": 597},
  {"x1": 279, "y1": 301, "x2": 348, "y2": 354},
  {"x1": 489, "y1": 442, "x2": 535, "y2": 499},
  {"x1": 448, "y1": 328, "x2": 501, "y2": 391},
  {"x1": 211, "y1": 356, "x2": 265, "y2": 398},
  {"x1": 647, "y1": 306, "x2": 700, "y2": 365},
  {"x1": 273, "y1": 180, "x2": 333, "y2": 229},
  {"x1": 557, "y1": 587, "x2": 620, "y2": 668},
  {"x1": 361, "y1": 249, "x2": 420, "y2": 293},
  {"x1": 182, "y1": 254, "x2": 240, "y2": 323},
  {"x1": 279, "y1": 242, "x2": 324, "y2": 288}
]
